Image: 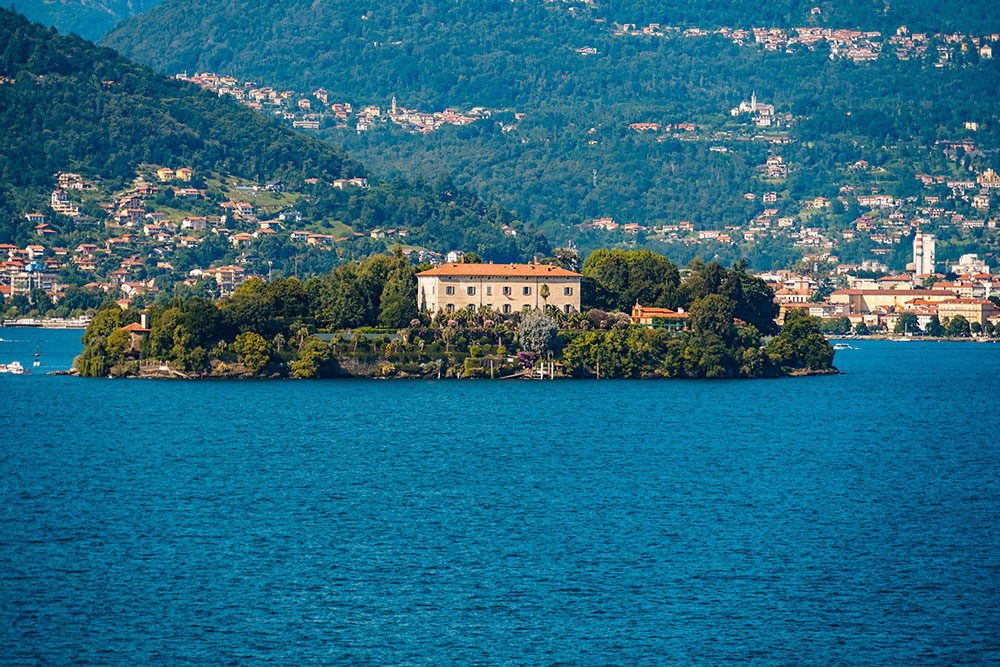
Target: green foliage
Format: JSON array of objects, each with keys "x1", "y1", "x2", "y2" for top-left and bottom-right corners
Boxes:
[
  {"x1": 517, "y1": 309, "x2": 559, "y2": 354},
  {"x1": 766, "y1": 309, "x2": 835, "y2": 371},
  {"x1": 0, "y1": 9, "x2": 547, "y2": 260},
  {"x1": 97, "y1": 0, "x2": 1000, "y2": 262},
  {"x1": 854, "y1": 321, "x2": 871, "y2": 335},
  {"x1": 74, "y1": 247, "x2": 833, "y2": 379},
  {"x1": 582, "y1": 249, "x2": 682, "y2": 312},
  {"x1": 945, "y1": 314, "x2": 971, "y2": 338},
  {"x1": 291, "y1": 336, "x2": 337, "y2": 378},
  {"x1": 234, "y1": 331, "x2": 271, "y2": 373},
  {"x1": 894, "y1": 312, "x2": 918, "y2": 334},
  {"x1": 377, "y1": 249, "x2": 418, "y2": 328},
  {"x1": 13, "y1": 0, "x2": 160, "y2": 41},
  {"x1": 820, "y1": 317, "x2": 851, "y2": 334},
  {"x1": 924, "y1": 315, "x2": 945, "y2": 336},
  {"x1": 689, "y1": 294, "x2": 736, "y2": 342}
]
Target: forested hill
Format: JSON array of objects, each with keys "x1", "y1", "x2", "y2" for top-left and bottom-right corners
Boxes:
[
  {"x1": 95, "y1": 0, "x2": 1000, "y2": 271},
  {"x1": 11, "y1": 0, "x2": 161, "y2": 42},
  {"x1": 102, "y1": 0, "x2": 999, "y2": 108},
  {"x1": 0, "y1": 9, "x2": 549, "y2": 261},
  {"x1": 0, "y1": 9, "x2": 360, "y2": 191}
]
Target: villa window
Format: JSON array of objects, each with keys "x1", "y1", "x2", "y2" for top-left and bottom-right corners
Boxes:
[
  {"x1": 502, "y1": 304, "x2": 511, "y2": 314},
  {"x1": 467, "y1": 286, "x2": 476, "y2": 296},
  {"x1": 445, "y1": 286, "x2": 455, "y2": 295},
  {"x1": 523, "y1": 286, "x2": 531, "y2": 296},
  {"x1": 564, "y1": 287, "x2": 573, "y2": 296},
  {"x1": 446, "y1": 304, "x2": 455, "y2": 312},
  {"x1": 486, "y1": 286, "x2": 492, "y2": 296},
  {"x1": 502, "y1": 286, "x2": 511, "y2": 296}
]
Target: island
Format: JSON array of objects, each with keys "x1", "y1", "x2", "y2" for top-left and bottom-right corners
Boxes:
[{"x1": 72, "y1": 250, "x2": 836, "y2": 379}]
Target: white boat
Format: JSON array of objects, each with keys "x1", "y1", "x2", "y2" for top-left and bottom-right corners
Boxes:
[
  {"x1": 8, "y1": 361, "x2": 24, "y2": 375},
  {"x1": 0, "y1": 364, "x2": 7, "y2": 374},
  {"x1": 833, "y1": 343, "x2": 854, "y2": 350}
]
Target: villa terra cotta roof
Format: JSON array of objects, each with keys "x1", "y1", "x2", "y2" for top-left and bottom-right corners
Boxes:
[
  {"x1": 417, "y1": 263, "x2": 582, "y2": 278},
  {"x1": 120, "y1": 322, "x2": 150, "y2": 333}
]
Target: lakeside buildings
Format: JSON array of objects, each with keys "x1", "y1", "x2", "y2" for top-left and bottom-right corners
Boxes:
[{"x1": 417, "y1": 263, "x2": 582, "y2": 314}]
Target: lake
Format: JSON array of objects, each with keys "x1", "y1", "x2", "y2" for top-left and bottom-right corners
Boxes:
[{"x1": 1, "y1": 328, "x2": 998, "y2": 665}]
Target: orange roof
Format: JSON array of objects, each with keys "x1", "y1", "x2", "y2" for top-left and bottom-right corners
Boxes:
[
  {"x1": 940, "y1": 298, "x2": 995, "y2": 305},
  {"x1": 633, "y1": 305, "x2": 688, "y2": 319},
  {"x1": 120, "y1": 322, "x2": 150, "y2": 332},
  {"x1": 417, "y1": 263, "x2": 581, "y2": 278}
]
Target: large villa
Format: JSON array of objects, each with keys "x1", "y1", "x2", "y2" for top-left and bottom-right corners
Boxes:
[{"x1": 416, "y1": 262, "x2": 582, "y2": 314}]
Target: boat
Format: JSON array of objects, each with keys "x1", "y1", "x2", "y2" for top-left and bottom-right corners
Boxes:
[
  {"x1": 0, "y1": 364, "x2": 7, "y2": 374},
  {"x1": 833, "y1": 343, "x2": 854, "y2": 350},
  {"x1": 8, "y1": 361, "x2": 24, "y2": 375},
  {"x1": 33, "y1": 346, "x2": 40, "y2": 367}
]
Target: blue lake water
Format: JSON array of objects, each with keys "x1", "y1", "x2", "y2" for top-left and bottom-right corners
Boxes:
[{"x1": 1, "y1": 328, "x2": 998, "y2": 665}]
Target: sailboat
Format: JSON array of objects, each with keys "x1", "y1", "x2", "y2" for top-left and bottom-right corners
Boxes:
[{"x1": 33, "y1": 346, "x2": 41, "y2": 367}]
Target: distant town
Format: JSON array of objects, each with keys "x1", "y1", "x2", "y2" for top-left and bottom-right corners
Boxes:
[{"x1": 609, "y1": 21, "x2": 996, "y2": 65}]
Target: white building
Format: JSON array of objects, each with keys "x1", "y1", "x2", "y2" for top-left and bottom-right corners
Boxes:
[
  {"x1": 913, "y1": 230, "x2": 935, "y2": 276},
  {"x1": 950, "y1": 253, "x2": 989, "y2": 276}
]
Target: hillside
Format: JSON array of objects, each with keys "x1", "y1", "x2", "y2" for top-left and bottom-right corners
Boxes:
[
  {"x1": 0, "y1": 8, "x2": 548, "y2": 268},
  {"x1": 98, "y1": 0, "x2": 1000, "y2": 270},
  {"x1": 11, "y1": 0, "x2": 161, "y2": 41},
  {"x1": 103, "y1": 0, "x2": 1000, "y2": 101}
]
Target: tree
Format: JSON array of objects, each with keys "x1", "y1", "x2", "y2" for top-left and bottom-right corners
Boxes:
[
  {"x1": 766, "y1": 310, "x2": 834, "y2": 371},
  {"x1": 854, "y1": 321, "x2": 871, "y2": 335},
  {"x1": 945, "y1": 315, "x2": 971, "y2": 338},
  {"x1": 894, "y1": 312, "x2": 918, "y2": 334},
  {"x1": 378, "y1": 252, "x2": 418, "y2": 328},
  {"x1": 924, "y1": 315, "x2": 945, "y2": 337},
  {"x1": 821, "y1": 317, "x2": 850, "y2": 334},
  {"x1": 689, "y1": 294, "x2": 736, "y2": 341},
  {"x1": 234, "y1": 332, "x2": 271, "y2": 373},
  {"x1": 291, "y1": 336, "x2": 337, "y2": 378},
  {"x1": 517, "y1": 309, "x2": 558, "y2": 354}
]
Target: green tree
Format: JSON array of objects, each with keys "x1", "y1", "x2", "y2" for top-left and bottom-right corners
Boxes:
[
  {"x1": 689, "y1": 294, "x2": 736, "y2": 341},
  {"x1": 894, "y1": 312, "x2": 918, "y2": 334},
  {"x1": 517, "y1": 309, "x2": 559, "y2": 354},
  {"x1": 377, "y1": 251, "x2": 418, "y2": 328},
  {"x1": 291, "y1": 336, "x2": 337, "y2": 378},
  {"x1": 766, "y1": 310, "x2": 835, "y2": 371},
  {"x1": 924, "y1": 315, "x2": 945, "y2": 337},
  {"x1": 945, "y1": 315, "x2": 971, "y2": 338},
  {"x1": 234, "y1": 332, "x2": 272, "y2": 373}
]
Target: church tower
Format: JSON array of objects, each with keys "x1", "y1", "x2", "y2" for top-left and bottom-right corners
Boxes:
[{"x1": 751, "y1": 91, "x2": 757, "y2": 113}]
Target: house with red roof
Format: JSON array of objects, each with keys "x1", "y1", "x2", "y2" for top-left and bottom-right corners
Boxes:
[{"x1": 416, "y1": 263, "x2": 582, "y2": 314}]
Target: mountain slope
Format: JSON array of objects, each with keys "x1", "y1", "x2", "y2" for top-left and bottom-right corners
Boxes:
[
  {"x1": 102, "y1": 0, "x2": 1000, "y2": 107},
  {"x1": 0, "y1": 8, "x2": 549, "y2": 262},
  {"x1": 96, "y1": 0, "x2": 1000, "y2": 269},
  {"x1": 12, "y1": 0, "x2": 161, "y2": 41}
]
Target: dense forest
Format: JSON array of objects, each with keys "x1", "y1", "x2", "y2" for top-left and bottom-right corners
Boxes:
[
  {"x1": 11, "y1": 0, "x2": 161, "y2": 41},
  {"x1": 103, "y1": 0, "x2": 1000, "y2": 101},
  {"x1": 0, "y1": 9, "x2": 549, "y2": 261},
  {"x1": 99, "y1": 0, "x2": 1000, "y2": 263},
  {"x1": 76, "y1": 249, "x2": 835, "y2": 380}
]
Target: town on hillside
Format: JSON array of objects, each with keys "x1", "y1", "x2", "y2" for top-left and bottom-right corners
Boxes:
[{"x1": 610, "y1": 21, "x2": 996, "y2": 65}]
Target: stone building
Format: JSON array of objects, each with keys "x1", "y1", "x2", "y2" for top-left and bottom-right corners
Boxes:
[{"x1": 416, "y1": 263, "x2": 582, "y2": 314}]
